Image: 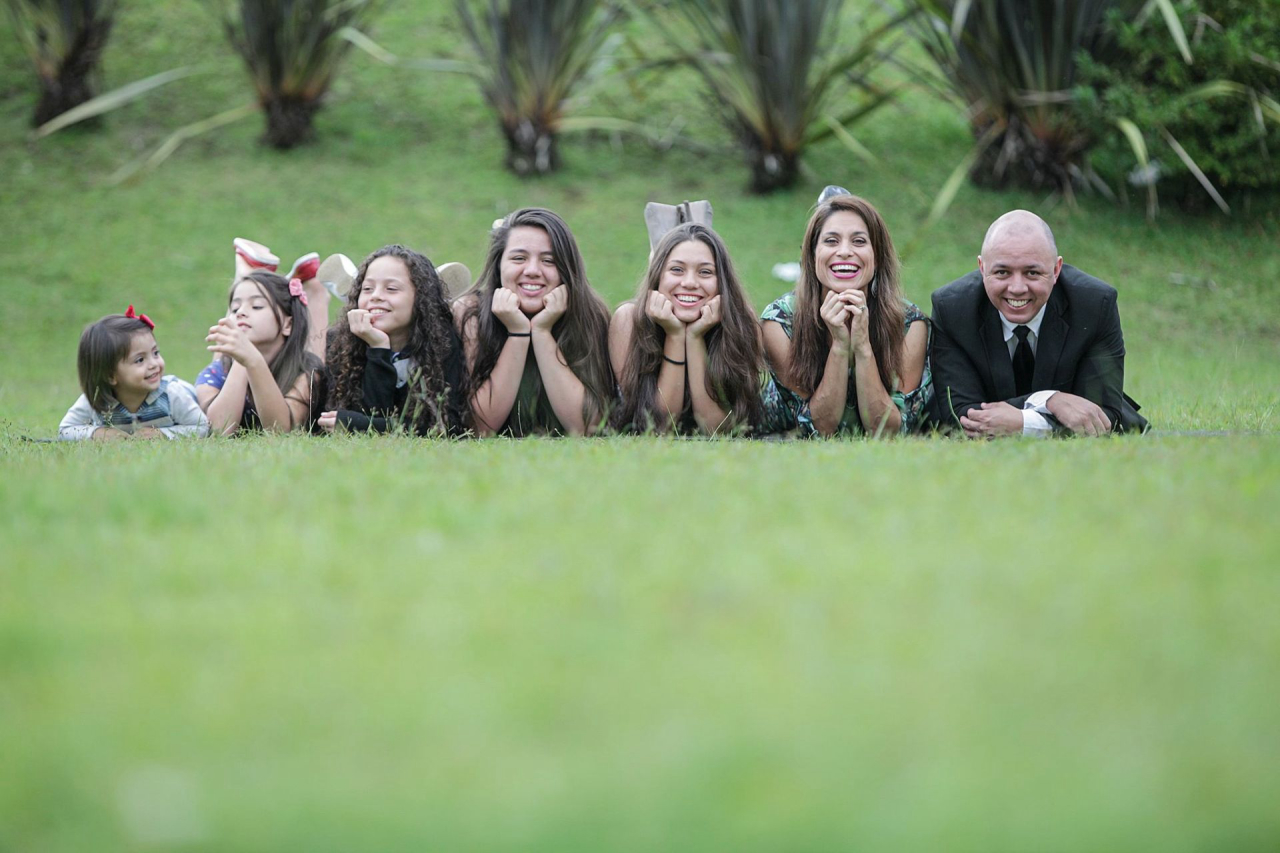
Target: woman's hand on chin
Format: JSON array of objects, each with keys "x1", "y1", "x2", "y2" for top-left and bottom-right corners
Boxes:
[
  {"x1": 819, "y1": 290, "x2": 853, "y2": 352},
  {"x1": 348, "y1": 308, "x2": 391, "y2": 349},
  {"x1": 531, "y1": 285, "x2": 569, "y2": 333},
  {"x1": 646, "y1": 291, "x2": 685, "y2": 337},
  {"x1": 492, "y1": 288, "x2": 532, "y2": 335},
  {"x1": 688, "y1": 295, "x2": 721, "y2": 340},
  {"x1": 838, "y1": 289, "x2": 871, "y2": 352}
]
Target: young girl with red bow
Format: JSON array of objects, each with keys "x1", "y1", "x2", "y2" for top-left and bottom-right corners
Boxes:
[
  {"x1": 197, "y1": 270, "x2": 326, "y2": 434},
  {"x1": 59, "y1": 307, "x2": 210, "y2": 440}
]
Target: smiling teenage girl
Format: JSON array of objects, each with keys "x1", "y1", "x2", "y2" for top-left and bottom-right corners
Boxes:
[
  {"x1": 610, "y1": 222, "x2": 783, "y2": 435},
  {"x1": 320, "y1": 245, "x2": 468, "y2": 436},
  {"x1": 760, "y1": 194, "x2": 932, "y2": 437},
  {"x1": 59, "y1": 307, "x2": 209, "y2": 440},
  {"x1": 454, "y1": 208, "x2": 613, "y2": 436}
]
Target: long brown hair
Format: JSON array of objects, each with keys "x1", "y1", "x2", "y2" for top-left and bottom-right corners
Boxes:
[
  {"x1": 790, "y1": 194, "x2": 906, "y2": 397},
  {"x1": 327, "y1": 245, "x2": 468, "y2": 435},
  {"x1": 458, "y1": 208, "x2": 613, "y2": 435},
  {"x1": 613, "y1": 223, "x2": 763, "y2": 433},
  {"x1": 222, "y1": 270, "x2": 322, "y2": 411}
]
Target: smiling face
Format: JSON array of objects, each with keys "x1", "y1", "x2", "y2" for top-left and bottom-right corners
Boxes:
[
  {"x1": 656, "y1": 239, "x2": 718, "y2": 322},
  {"x1": 229, "y1": 279, "x2": 289, "y2": 348},
  {"x1": 110, "y1": 331, "x2": 164, "y2": 400},
  {"x1": 500, "y1": 225, "x2": 562, "y2": 316},
  {"x1": 358, "y1": 256, "x2": 416, "y2": 346},
  {"x1": 979, "y1": 224, "x2": 1063, "y2": 324},
  {"x1": 814, "y1": 210, "x2": 876, "y2": 293}
]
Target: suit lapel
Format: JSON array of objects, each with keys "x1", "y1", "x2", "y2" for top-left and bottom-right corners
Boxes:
[
  {"x1": 1033, "y1": 286, "x2": 1068, "y2": 390},
  {"x1": 981, "y1": 300, "x2": 1017, "y2": 400}
]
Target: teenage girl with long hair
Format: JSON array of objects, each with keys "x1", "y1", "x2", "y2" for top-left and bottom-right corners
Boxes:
[
  {"x1": 610, "y1": 222, "x2": 780, "y2": 434},
  {"x1": 454, "y1": 208, "x2": 613, "y2": 436}
]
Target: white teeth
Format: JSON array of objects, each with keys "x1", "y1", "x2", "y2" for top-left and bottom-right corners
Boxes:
[
  {"x1": 1007, "y1": 299, "x2": 1030, "y2": 307},
  {"x1": 369, "y1": 309, "x2": 388, "y2": 314},
  {"x1": 675, "y1": 295, "x2": 699, "y2": 304},
  {"x1": 831, "y1": 264, "x2": 859, "y2": 274},
  {"x1": 520, "y1": 284, "x2": 543, "y2": 292}
]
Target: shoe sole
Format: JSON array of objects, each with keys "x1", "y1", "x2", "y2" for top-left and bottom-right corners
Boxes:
[{"x1": 438, "y1": 262, "x2": 472, "y2": 299}]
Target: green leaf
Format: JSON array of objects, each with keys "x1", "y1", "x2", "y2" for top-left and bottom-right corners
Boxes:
[
  {"x1": 33, "y1": 66, "x2": 204, "y2": 138},
  {"x1": 1145, "y1": 0, "x2": 1192, "y2": 64},
  {"x1": 818, "y1": 114, "x2": 878, "y2": 165},
  {"x1": 924, "y1": 124, "x2": 999, "y2": 229},
  {"x1": 1159, "y1": 126, "x2": 1229, "y2": 214},
  {"x1": 107, "y1": 103, "x2": 259, "y2": 186},
  {"x1": 1114, "y1": 116, "x2": 1157, "y2": 220}
]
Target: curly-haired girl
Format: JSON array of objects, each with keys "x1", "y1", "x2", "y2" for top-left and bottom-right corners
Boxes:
[{"x1": 320, "y1": 245, "x2": 468, "y2": 436}]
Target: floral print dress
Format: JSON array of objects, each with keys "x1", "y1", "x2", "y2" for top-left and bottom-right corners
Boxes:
[{"x1": 760, "y1": 291, "x2": 933, "y2": 436}]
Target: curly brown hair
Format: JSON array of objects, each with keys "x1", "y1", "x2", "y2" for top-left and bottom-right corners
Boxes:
[
  {"x1": 789, "y1": 194, "x2": 906, "y2": 397},
  {"x1": 326, "y1": 245, "x2": 468, "y2": 435},
  {"x1": 612, "y1": 223, "x2": 764, "y2": 433}
]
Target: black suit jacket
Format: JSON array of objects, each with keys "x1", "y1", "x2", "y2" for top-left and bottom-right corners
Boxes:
[{"x1": 929, "y1": 264, "x2": 1147, "y2": 433}]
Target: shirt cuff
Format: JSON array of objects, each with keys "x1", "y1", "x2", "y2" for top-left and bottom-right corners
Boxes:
[
  {"x1": 1025, "y1": 389, "x2": 1057, "y2": 413},
  {"x1": 1021, "y1": 409, "x2": 1055, "y2": 436}
]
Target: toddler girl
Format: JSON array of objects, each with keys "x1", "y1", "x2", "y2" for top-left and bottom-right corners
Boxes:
[{"x1": 59, "y1": 307, "x2": 209, "y2": 440}]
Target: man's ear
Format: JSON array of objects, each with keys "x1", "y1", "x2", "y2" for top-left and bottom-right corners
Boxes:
[
  {"x1": 977, "y1": 255, "x2": 985, "y2": 276},
  {"x1": 1051, "y1": 256, "x2": 1063, "y2": 282}
]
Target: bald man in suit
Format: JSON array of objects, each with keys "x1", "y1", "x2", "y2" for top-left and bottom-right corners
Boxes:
[{"x1": 930, "y1": 210, "x2": 1147, "y2": 436}]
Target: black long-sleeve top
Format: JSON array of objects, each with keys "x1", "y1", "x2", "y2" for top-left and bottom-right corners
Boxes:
[{"x1": 335, "y1": 347, "x2": 467, "y2": 435}]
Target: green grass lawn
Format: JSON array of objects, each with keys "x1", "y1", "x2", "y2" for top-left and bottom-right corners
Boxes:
[{"x1": 2, "y1": 2, "x2": 1279, "y2": 850}]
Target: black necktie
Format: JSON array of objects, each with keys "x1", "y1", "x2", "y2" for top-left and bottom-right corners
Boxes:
[{"x1": 1012, "y1": 325, "x2": 1034, "y2": 396}]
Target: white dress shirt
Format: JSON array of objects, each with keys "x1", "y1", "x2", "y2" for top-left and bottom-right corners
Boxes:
[{"x1": 999, "y1": 305, "x2": 1057, "y2": 436}]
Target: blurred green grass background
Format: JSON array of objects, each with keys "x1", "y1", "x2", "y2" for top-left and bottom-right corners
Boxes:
[{"x1": 1, "y1": 2, "x2": 1279, "y2": 850}]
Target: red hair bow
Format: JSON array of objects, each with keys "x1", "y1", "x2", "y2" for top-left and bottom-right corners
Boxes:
[
  {"x1": 288, "y1": 278, "x2": 309, "y2": 307},
  {"x1": 125, "y1": 305, "x2": 155, "y2": 330}
]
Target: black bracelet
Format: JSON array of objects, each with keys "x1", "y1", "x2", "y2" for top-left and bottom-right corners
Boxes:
[
  {"x1": 663, "y1": 355, "x2": 686, "y2": 366},
  {"x1": 507, "y1": 331, "x2": 531, "y2": 338}
]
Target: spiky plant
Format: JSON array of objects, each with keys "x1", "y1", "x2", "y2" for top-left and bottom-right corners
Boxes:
[
  {"x1": 640, "y1": 0, "x2": 907, "y2": 193},
  {"x1": 910, "y1": 0, "x2": 1190, "y2": 194},
  {"x1": 205, "y1": 0, "x2": 380, "y2": 149},
  {"x1": 6, "y1": 0, "x2": 118, "y2": 127},
  {"x1": 456, "y1": 0, "x2": 623, "y2": 176}
]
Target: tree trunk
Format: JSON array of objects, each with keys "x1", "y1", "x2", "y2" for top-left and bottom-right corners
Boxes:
[
  {"x1": 262, "y1": 95, "x2": 319, "y2": 149},
  {"x1": 745, "y1": 142, "x2": 800, "y2": 194},
  {"x1": 969, "y1": 115, "x2": 1087, "y2": 193},
  {"x1": 31, "y1": 17, "x2": 114, "y2": 128},
  {"x1": 503, "y1": 118, "x2": 559, "y2": 176}
]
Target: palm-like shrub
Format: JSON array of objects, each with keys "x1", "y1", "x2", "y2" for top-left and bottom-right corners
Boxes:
[
  {"x1": 205, "y1": 0, "x2": 380, "y2": 149},
  {"x1": 642, "y1": 0, "x2": 905, "y2": 193},
  {"x1": 1077, "y1": 0, "x2": 1280, "y2": 209},
  {"x1": 910, "y1": 0, "x2": 1188, "y2": 194},
  {"x1": 6, "y1": 0, "x2": 118, "y2": 127},
  {"x1": 456, "y1": 0, "x2": 622, "y2": 176}
]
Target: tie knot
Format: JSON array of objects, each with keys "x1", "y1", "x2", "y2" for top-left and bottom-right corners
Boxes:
[{"x1": 1013, "y1": 325, "x2": 1031, "y2": 342}]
